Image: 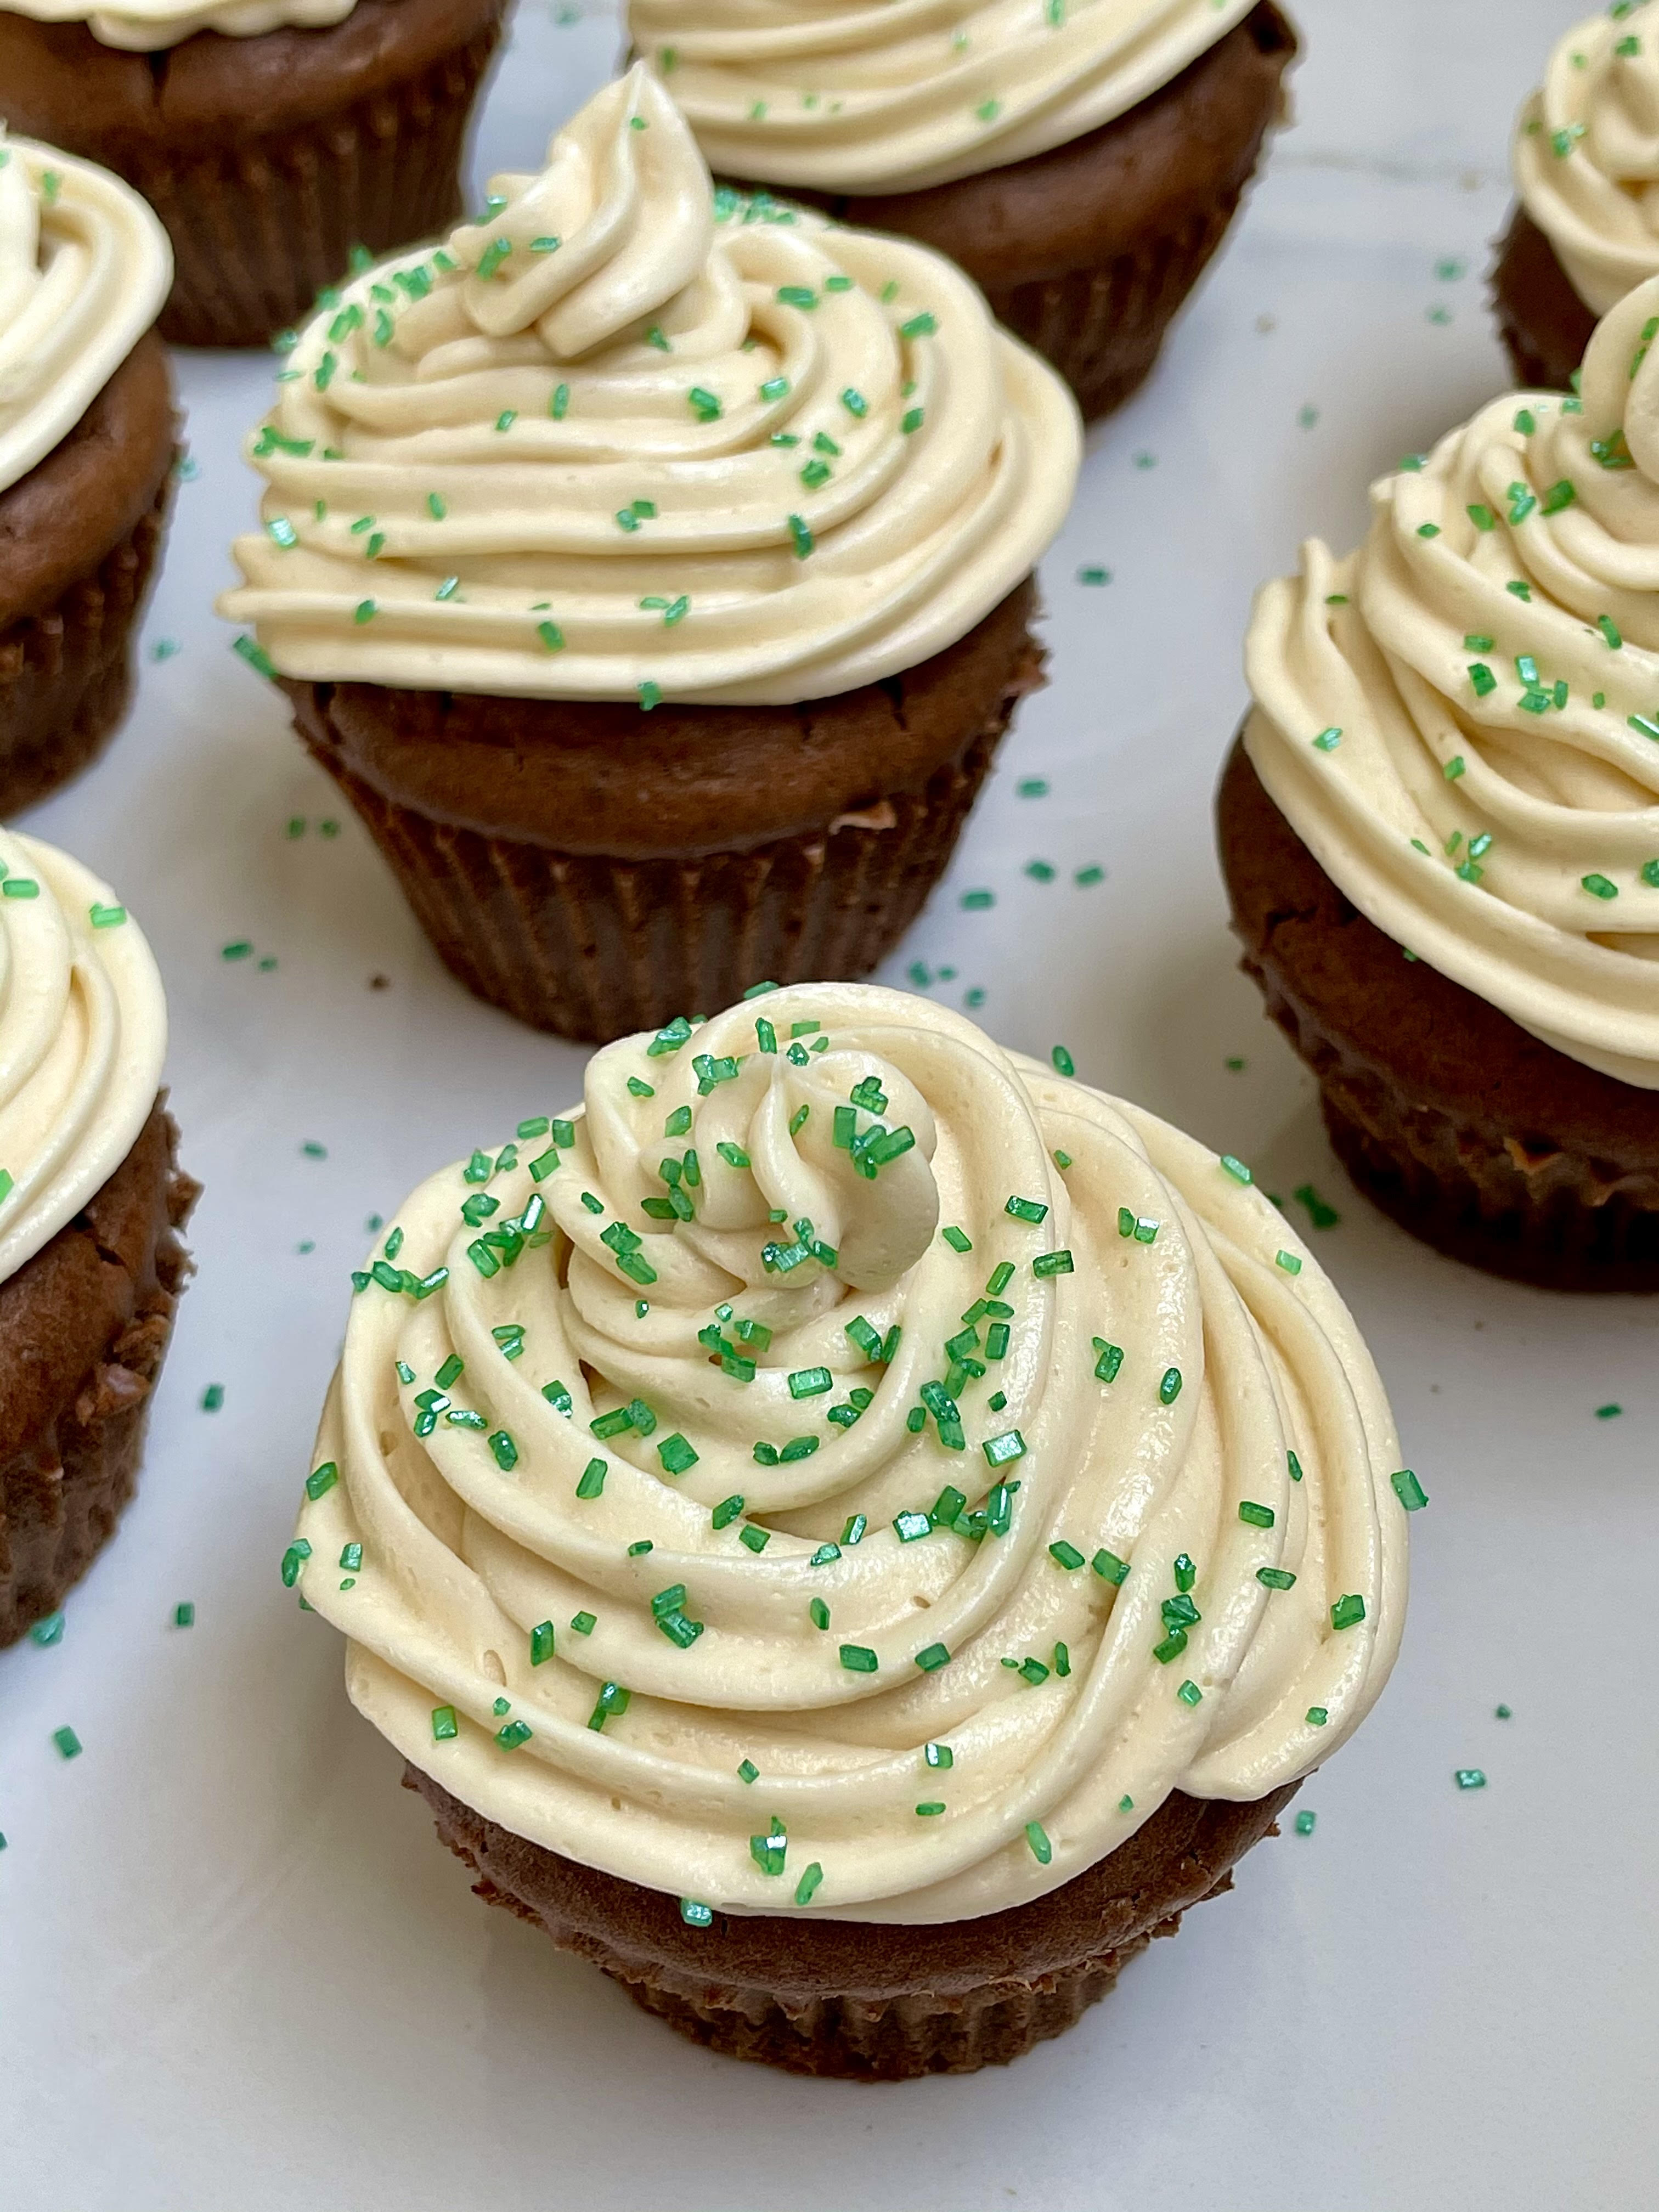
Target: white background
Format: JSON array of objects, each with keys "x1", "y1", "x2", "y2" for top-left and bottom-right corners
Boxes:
[{"x1": 5, "y1": 3, "x2": 1656, "y2": 2204}]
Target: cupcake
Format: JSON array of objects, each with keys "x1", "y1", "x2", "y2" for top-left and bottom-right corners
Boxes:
[
  {"x1": 1228, "y1": 278, "x2": 1659, "y2": 1290},
  {"x1": 0, "y1": 828, "x2": 196, "y2": 1645},
  {"x1": 0, "y1": 0, "x2": 507, "y2": 348},
  {"x1": 289, "y1": 982, "x2": 1410, "y2": 2079},
  {"x1": 628, "y1": 0, "x2": 1298, "y2": 420},
  {"x1": 1496, "y1": 6, "x2": 1659, "y2": 393},
  {"x1": 220, "y1": 69, "x2": 1080, "y2": 1043},
  {"x1": 0, "y1": 133, "x2": 174, "y2": 815}
]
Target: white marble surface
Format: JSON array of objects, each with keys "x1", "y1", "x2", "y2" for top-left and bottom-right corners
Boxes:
[{"x1": 4, "y1": 3, "x2": 1655, "y2": 2205}]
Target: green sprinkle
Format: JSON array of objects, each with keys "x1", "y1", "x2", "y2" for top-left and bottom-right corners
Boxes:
[
  {"x1": 1005, "y1": 1195, "x2": 1047, "y2": 1225},
  {"x1": 1092, "y1": 1548, "x2": 1130, "y2": 1585},
  {"x1": 941, "y1": 1226, "x2": 973, "y2": 1254},
  {"x1": 914, "y1": 1642, "x2": 951, "y2": 1672},
  {"x1": 571, "y1": 1612, "x2": 596, "y2": 1635},
  {"x1": 1257, "y1": 1567, "x2": 1297, "y2": 1591},
  {"x1": 839, "y1": 1644, "x2": 878, "y2": 1673},
  {"x1": 1093, "y1": 1339, "x2": 1125, "y2": 1385},
  {"x1": 1330, "y1": 1594, "x2": 1366, "y2": 1632},
  {"x1": 788, "y1": 514, "x2": 814, "y2": 560},
  {"x1": 900, "y1": 312, "x2": 937, "y2": 340},
  {"x1": 1306, "y1": 1706, "x2": 1328, "y2": 1728},
  {"x1": 1048, "y1": 1541, "x2": 1085, "y2": 1571},
  {"x1": 1582, "y1": 873, "x2": 1619, "y2": 900},
  {"x1": 1177, "y1": 1680, "x2": 1203, "y2": 1708},
  {"x1": 983, "y1": 1430, "x2": 1026, "y2": 1468},
  {"x1": 1238, "y1": 1500, "x2": 1275, "y2": 1528},
  {"x1": 810, "y1": 1598, "x2": 831, "y2": 1631},
  {"x1": 1295, "y1": 1810, "x2": 1317, "y2": 1836},
  {"x1": 1455, "y1": 1769, "x2": 1487, "y2": 1791},
  {"x1": 1158, "y1": 1368, "x2": 1183, "y2": 1406},
  {"x1": 739, "y1": 1523, "x2": 770, "y2": 1553},
  {"x1": 1312, "y1": 726, "x2": 1342, "y2": 753},
  {"x1": 305, "y1": 1461, "x2": 339, "y2": 1502},
  {"x1": 431, "y1": 1706, "x2": 459, "y2": 1741},
  {"x1": 681, "y1": 1898, "x2": 714, "y2": 1927},
  {"x1": 1391, "y1": 1467, "x2": 1429, "y2": 1511},
  {"x1": 576, "y1": 1458, "x2": 607, "y2": 1499},
  {"x1": 1032, "y1": 1250, "x2": 1074, "y2": 1278},
  {"x1": 1024, "y1": 1821, "x2": 1052, "y2": 1865},
  {"x1": 794, "y1": 1862, "x2": 824, "y2": 1906}
]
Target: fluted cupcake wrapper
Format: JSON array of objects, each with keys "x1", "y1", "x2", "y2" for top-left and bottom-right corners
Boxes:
[
  {"x1": 0, "y1": 1106, "x2": 198, "y2": 1648},
  {"x1": 410, "y1": 1765, "x2": 1298, "y2": 2081},
  {"x1": 984, "y1": 188, "x2": 1255, "y2": 423},
  {"x1": 298, "y1": 715, "x2": 1008, "y2": 1044},
  {"x1": 132, "y1": 19, "x2": 504, "y2": 350},
  {"x1": 0, "y1": 465, "x2": 173, "y2": 819}
]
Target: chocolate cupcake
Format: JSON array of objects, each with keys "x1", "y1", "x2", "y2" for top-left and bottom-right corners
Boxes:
[
  {"x1": 1495, "y1": 7, "x2": 1659, "y2": 393},
  {"x1": 288, "y1": 983, "x2": 1410, "y2": 2079},
  {"x1": 1229, "y1": 278, "x2": 1659, "y2": 1289},
  {"x1": 0, "y1": 829, "x2": 196, "y2": 1645},
  {"x1": 629, "y1": 0, "x2": 1297, "y2": 420},
  {"x1": 221, "y1": 69, "x2": 1080, "y2": 1042},
  {"x1": 1, "y1": 135, "x2": 176, "y2": 815},
  {"x1": 0, "y1": 0, "x2": 507, "y2": 349}
]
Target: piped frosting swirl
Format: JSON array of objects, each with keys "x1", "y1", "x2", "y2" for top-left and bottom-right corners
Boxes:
[
  {"x1": 293, "y1": 984, "x2": 1407, "y2": 1925},
  {"x1": 631, "y1": 0, "x2": 1260, "y2": 195},
  {"x1": 0, "y1": 133, "x2": 171, "y2": 500},
  {"x1": 1515, "y1": 2, "x2": 1659, "y2": 319},
  {"x1": 1246, "y1": 275, "x2": 1659, "y2": 1089},
  {"x1": 219, "y1": 67, "x2": 1080, "y2": 707},
  {"x1": 0, "y1": 830, "x2": 168, "y2": 1291},
  {"x1": 2, "y1": 0, "x2": 354, "y2": 54}
]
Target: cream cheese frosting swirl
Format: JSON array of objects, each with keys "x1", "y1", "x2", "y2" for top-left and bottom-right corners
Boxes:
[
  {"x1": 0, "y1": 830, "x2": 167, "y2": 1290},
  {"x1": 1515, "y1": 2, "x2": 1659, "y2": 318},
  {"x1": 3, "y1": 0, "x2": 355, "y2": 54},
  {"x1": 1246, "y1": 276, "x2": 1659, "y2": 1089},
  {"x1": 631, "y1": 0, "x2": 1260, "y2": 195},
  {"x1": 292, "y1": 984, "x2": 1408, "y2": 1925},
  {"x1": 219, "y1": 66, "x2": 1080, "y2": 707},
  {"x1": 0, "y1": 132, "x2": 171, "y2": 499}
]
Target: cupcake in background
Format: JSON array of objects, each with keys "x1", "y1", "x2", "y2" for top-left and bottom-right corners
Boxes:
[
  {"x1": 0, "y1": 0, "x2": 507, "y2": 348},
  {"x1": 1226, "y1": 276, "x2": 1659, "y2": 1290},
  {"x1": 629, "y1": 0, "x2": 1298, "y2": 420},
  {"x1": 0, "y1": 829, "x2": 197, "y2": 1645},
  {"x1": 1496, "y1": 3, "x2": 1659, "y2": 391},
  {"x1": 289, "y1": 983, "x2": 1410, "y2": 2079},
  {"x1": 221, "y1": 68, "x2": 1080, "y2": 1043},
  {"x1": 0, "y1": 134, "x2": 173, "y2": 815}
]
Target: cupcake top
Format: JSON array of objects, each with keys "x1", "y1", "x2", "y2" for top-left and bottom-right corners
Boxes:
[
  {"x1": 292, "y1": 984, "x2": 1409, "y2": 1925},
  {"x1": 0, "y1": 829, "x2": 167, "y2": 1290},
  {"x1": 219, "y1": 67, "x2": 1080, "y2": 708},
  {"x1": 0, "y1": 132, "x2": 171, "y2": 499},
  {"x1": 1245, "y1": 277, "x2": 1659, "y2": 1091},
  {"x1": 4, "y1": 0, "x2": 354, "y2": 53},
  {"x1": 1514, "y1": 1, "x2": 1659, "y2": 319},
  {"x1": 631, "y1": 0, "x2": 1261, "y2": 195}
]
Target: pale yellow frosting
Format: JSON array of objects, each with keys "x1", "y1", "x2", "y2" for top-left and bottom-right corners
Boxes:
[
  {"x1": 1514, "y1": 2, "x2": 1659, "y2": 319},
  {"x1": 1245, "y1": 278, "x2": 1659, "y2": 1090},
  {"x1": 218, "y1": 66, "x2": 1081, "y2": 707},
  {"x1": 0, "y1": 831, "x2": 167, "y2": 1291},
  {"x1": 0, "y1": 132, "x2": 171, "y2": 500},
  {"x1": 3, "y1": 0, "x2": 354, "y2": 53},
  {"x1": 292, "y1": 984, "x2": 1408, "y2": 1925},
  {"x1": 631, "y1": 0, "x2": 1260, "y2": 195}
]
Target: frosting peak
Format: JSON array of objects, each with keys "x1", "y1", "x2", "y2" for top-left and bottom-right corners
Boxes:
[
  {"x1": 631, "y1": 0, "x2": 1261, "y2": 194},
  {"x1": 0, "y1": 831, "x2": 167, "y2": 1290},
  {"x1": 221, "y1": 67, "x2": 1080, "y2": 706},
  {"x1": 292, "y1": 985, "x2": 1408, "y2": 1925},
  {"x1": 1245, "y1": 275, "x2": 1659, "y2": 1088},
  {"x1": 1515, "y1": 3, "x2": 1659, "y2": 318},
  {"x1": 0, "y1": 132, "x2": 171, "y2": 499}
]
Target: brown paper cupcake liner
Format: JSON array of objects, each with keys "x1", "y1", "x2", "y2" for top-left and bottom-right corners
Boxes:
[
  {"x1": 0, "y1": 462, "x2": 174, "y2": 819},
  {"x1": 298, "y1": 710, "x2": 1012, "y2": 1045},
  {"x1": 136, "y1": 22, "x2": 503, "y2": 349},
  {"x1": 1, "y1": 1103, "x2": 198, "y2": 1646},
  {"x1": 1218, "y1": 735, "x2": 1659, "y2": 1291},
  {"x1": 983, "y1": 190, "x2": 1257, "y2": 422},
  {"x1": 409, "y1": 1765, "x2": 1297, "y2": 2080},
  {"x1": 1489, "y1": 202, "x2": 1596, "y2": 396}
]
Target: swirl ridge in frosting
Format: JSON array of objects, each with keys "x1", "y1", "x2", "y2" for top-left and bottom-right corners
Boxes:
[
  {"x1": 631, "y1": 0, "x2": 1260, "y2": 194},
  {"x1": 0, "y1": 829, "x2": 168, "y2": 1289},
  {"x1": 292, "y1": 984, "x2": 1407, "y2": 1924},
  {"x1": 0, "y1": 132, "x2": 172, "y2": 499},
  {"x1": 1515, "y1": 2, "x2": 1659, "y2": 319},
  {"x1": 218, "y1": 66, "x2": 1081, "y2": 707},
  {"x1": 1245, "y1": 275, "x2": 1659, "y2": 1089},
  {"x1": 2, "y1": 0, "x2": 355, "y2": 53}
]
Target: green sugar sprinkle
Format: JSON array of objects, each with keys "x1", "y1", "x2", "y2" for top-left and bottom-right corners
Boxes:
[
  {"x1": 839, "y1": 1643, "x2": 878, "y2": 1673},
  {"x1": 914, "y1": 1642, "x2": 951, "y2": 1672},
  {"x1": 1092, "y1": 1548, "x2": 1130, "y2": 1585},
  {"x1": 1177, "y1": 1680, "x2": 1203, "y2": 1708},
  {"x1": 1158, "y1": 1368, "x2": 1183, "y2": 1406},
  {"x1": 1306, "y1": 1706, "x2": 1328, "y2": 1727},
  {"x1": 1295, "y1": 1810, "x2": 1317, "y2": 1836},
  {"x1": 1049, "y1": 1541, "x2": 1085, "y2": 1571},
  {"x1": 1455, "y1": 1769, "x2": 1487, "y2": 1791},
  {"x1": 681, "y1": 1898, "x2": 714, "y2": 1927},
  {"x1": 1238, "y1": 1500, "x2": 1274, "y2": 1528},
  {"x1": 530, "y1": 1621, "x2": 555, "y2": 1665},
  {"x1": 1330, "y1": 1594, "x2": 1366, "y2": 1631},
  {"x1": 1391, "y1": 1467, "x2": 1429, "y2": 1511},
  {"x1": 1024, "y1": 1821, "x2": 1052, "y2": 1865},
  {"x1": 1257, "y1": 1566, "x2": 1297, "y2": 1591},
  {"x1": 431, "y1": 1705, "x2": 459, "y2": 1741},
  {"x1": 794, "y1": 1862, "x2": 824, "y2": 1906},
  {"x1": 941, "y1": 1226, "x2": 973, "y2": 1254}
]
